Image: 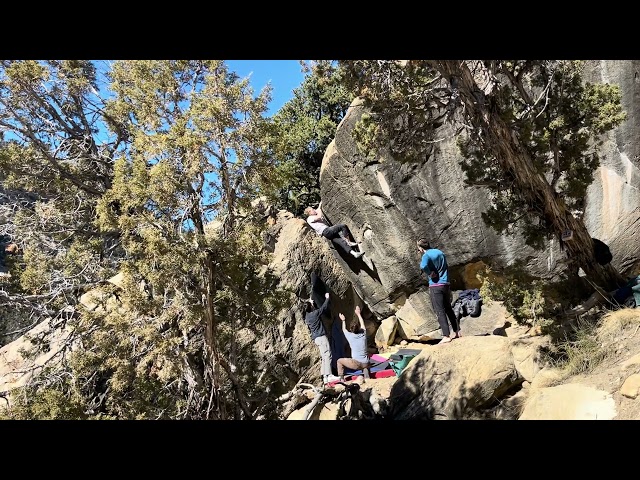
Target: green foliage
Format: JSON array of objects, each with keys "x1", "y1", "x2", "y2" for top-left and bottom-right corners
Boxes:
[
  {"x1": 479, "y1": 261, "x2": 585, "y2": 325},
  {"x1": 480, "y1": 266, "x2": 548, "y2": 325},
  {"x1": 1, "y1": 386, "x2": 89, "y2": 420},
  {"x1": 340, "y1": 60, "x2": 445, "y2": 163},
  {"x1": 10, "y1": 203, "x2": 106, "y2": 297},
  {"x1": 17, "y1": 247, "x2": 52, "y2": 295},
  {"x1": 352, "y1": 112, "x2": 380, "y2": 160},
  {"x1": 459, "y1": 61, "x2": 626, "y2": 247},
  {"x1": 256, "y1": 61, "x2": 353, "y2": 215},
  {"x1": 0, "y1": 60, "x2": 120, "y2": 197},
  {"x1": 67, "y1": 306, "x2": 191, "y2": 419},
  {"x1": 0, "y1": 60, "x2": 296, "y2": 419},
  {"x1": 0, "y1": 60, "x2": 124, "y2": 326},
  {"x1": 83, "y1": 60, "x2": 288, "y2": 419}
]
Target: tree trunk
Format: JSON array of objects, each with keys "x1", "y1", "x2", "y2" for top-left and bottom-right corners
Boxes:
[
  {"x1": 204, "y1": 251, "x2": 226, "y2": 419},
  {"x1": 428, "y1": 60, "x2": 626, "y2": 292}
]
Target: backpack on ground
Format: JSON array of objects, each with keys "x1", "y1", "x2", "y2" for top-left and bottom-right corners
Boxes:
[
  {"x1": 593, "y1": 238, "x2": 613, "y2": 265},
  {"x1": 467, "y1": 298, "x2": 482, "y2": 317}
]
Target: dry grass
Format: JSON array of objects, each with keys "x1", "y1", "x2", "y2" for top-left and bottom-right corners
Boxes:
[
  {"x1": 549, "y1": 308, "x2": 640, "y2": 376},
  {"x1": 557, "y1": 321, "x2": 605, "y2": 375},
  {"x1": 596, "y1": 307, "x2": 640, "y2": 343}
]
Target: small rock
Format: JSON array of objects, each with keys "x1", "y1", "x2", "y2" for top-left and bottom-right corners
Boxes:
[
  {"x1": 527, "y1": 325, "x2": 544, "y2": 337},
  {"x1": 620, "y1": 374, "x2": 640, "y2": 399},
  {"x1": 620, "y1": 353, "x2": 640, "y2": 370}
]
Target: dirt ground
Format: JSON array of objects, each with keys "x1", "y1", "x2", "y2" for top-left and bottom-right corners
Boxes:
[{"x1": 557, "y1": 308, "x2": 640, "y2": 420}]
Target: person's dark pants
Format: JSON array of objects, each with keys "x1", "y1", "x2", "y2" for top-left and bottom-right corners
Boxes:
[
  {"x1": 322, "y1": 224, "x2": 353, "y2": 255},
  {"x1": 310, "y1": 271, "x2": 327, "y2": 308},
  {"x1": 429, "y1": 284, "x2": 459, "y2": 337}
]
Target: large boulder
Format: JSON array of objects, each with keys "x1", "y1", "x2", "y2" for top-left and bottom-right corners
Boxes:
[
  {"x1": 0, "y1": 319, "x2": 73, "y2": 407},
  {"x1": 255, "y1": 211, "x2": 377, "y2": 393},
  {"x1": 519, "y1": 383, "x2": 617, "y2": 420},
  {"x1": 583, "y1": 61, "x2": 640, "y2": 277},
  {"x1": 318, "y1": 61, "x2": 640, "y2": 338},
  {"x1": 319, "y1": 100, "x2": 560, "y2": 337},
  {"x1": 510, "y1": 335, "x2": 552, "y2": 383},
  {"x1": 78, "y1": 272, "x2": 126, "y2": 313},
  {"x1": 387, "y1": 336, "x2": 522, "y2": 419}
]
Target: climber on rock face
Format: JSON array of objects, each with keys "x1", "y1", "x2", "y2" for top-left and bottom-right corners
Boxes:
[{"x1": 305, "y1": 202, "x2": 373, "y2": 269}]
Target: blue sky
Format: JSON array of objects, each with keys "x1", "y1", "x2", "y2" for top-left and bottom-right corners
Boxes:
[{"x1": 225, "y1": 60, "x2": 306, "y2": 115}]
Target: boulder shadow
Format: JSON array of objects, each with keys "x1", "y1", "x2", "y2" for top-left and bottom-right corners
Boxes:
[
  {"x1": 387, "y1": 354, "x2": 519, "y2": 420},
  {"x1": 330, "y1": 242, "x2": 381, "y2": 283}
]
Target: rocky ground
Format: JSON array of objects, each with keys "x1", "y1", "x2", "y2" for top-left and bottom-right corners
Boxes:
[
  {"x1": 545, "y1": 307, "x2": 640, "y2": 420},
  {"x1": 286, "y1": 298, "x2": 514, "y2": 419},
  {"x1": 361, "y1": 298, "x2": 511, "y2": 401},
  {"x1": 287, "y1": 299, "x2": 640, "y2": 420}
]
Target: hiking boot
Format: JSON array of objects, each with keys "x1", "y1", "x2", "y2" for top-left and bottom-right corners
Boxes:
[{"x1": 350, "y1": 250, "x2": 364, "y2": 259}]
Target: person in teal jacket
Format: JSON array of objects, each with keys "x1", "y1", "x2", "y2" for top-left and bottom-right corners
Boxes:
[{"x1": 417, "y1": 237, "x2": 460, "y2": 344}]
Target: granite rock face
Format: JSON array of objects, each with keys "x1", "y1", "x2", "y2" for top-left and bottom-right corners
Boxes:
[
  {"x1": 317, "y1": 61, "x2": 640, "y2": 336},
  {"x1": 583, "y1": 61, "x2": 640, "y2": 277}
]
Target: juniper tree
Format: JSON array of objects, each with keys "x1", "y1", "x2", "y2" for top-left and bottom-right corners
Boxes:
[
  {"x1": 1, "y1": 60, "x2": 289, "y2": 419},
  {"x1": 258, "y1": 61, "x2": 353, "y2": 215},
  {"x1": 90, "y1": 60, "x2": 288, "y2": 419},
  {"x1": 0, "y1": 60, "x2": 126, "y2": 342}
]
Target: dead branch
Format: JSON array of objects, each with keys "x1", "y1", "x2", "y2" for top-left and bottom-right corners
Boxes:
[
  {"x1": 302, "y1": 391, "x2": 323, "y2": 420},
  {"x1": 278, "y1": 382, "x2": 322, "y2": 419}
]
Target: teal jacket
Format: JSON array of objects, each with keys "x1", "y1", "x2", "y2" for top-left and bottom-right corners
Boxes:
[{"x1": 420, "y1": 248, "x2": 449, "y2": 286}]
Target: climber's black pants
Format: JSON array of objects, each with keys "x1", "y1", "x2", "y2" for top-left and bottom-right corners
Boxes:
[
  {"x1": 322, "y1": 224, "x2": 353, "y2": 255},
  {"x1": 429, "y1": 284, "x2": 458, "y2": 337}
]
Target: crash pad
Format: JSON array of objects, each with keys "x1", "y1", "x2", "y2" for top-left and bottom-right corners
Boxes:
[
  {"x1": 370, "y1": 353, "x2": 388, "y2": 363},
  {"x1": 326, "y1": 368, "x2": 396, "y2": 387},
  {"x1": 345, "y1": 360, "x2": 390, "y2": 375},
  {"x1": 393, "y1": 348, "x2": 422, "y2": 357}
]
